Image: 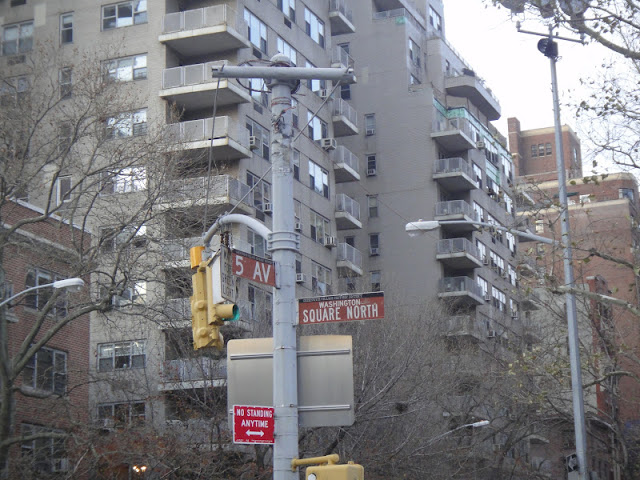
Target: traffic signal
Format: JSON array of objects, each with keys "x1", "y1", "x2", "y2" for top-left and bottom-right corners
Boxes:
[
  {"x1": 306, "y1": 462, "x2": 364, "y2": 480},
  {"x1": 190, "y1": 246, "x2": 239, "y2": 350}
]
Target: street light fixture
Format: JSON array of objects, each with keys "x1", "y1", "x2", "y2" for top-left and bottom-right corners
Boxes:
[
  {"x1": 405, "y1": 219, "x2": 554, "y2": 244},
  {"x1": 426, "y1": 420, "x2": 490, "y2": 447},
  {"x1": 0, "y1": 277, "x2": 85, "y2": 308}
]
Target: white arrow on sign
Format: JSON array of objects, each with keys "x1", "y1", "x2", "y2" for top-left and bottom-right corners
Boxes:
[{"x1": 247, "y1": 430, "x2": 265, "y2": 437}]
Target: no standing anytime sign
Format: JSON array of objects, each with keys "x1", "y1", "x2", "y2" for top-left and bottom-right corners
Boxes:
[{"x1": 298, "y1": 292, "x2": 384, "y2": 325}]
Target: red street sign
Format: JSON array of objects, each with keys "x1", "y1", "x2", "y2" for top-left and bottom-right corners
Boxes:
[
  {"x1": 233, "y1": 405, "x2": 275, "y2": 444},
  {"x1": 231, "y1": 250, "x2": 276, "y2": 287},
  {"x1": 298, "y1": 292, "x2": 384, "y2": 325}
]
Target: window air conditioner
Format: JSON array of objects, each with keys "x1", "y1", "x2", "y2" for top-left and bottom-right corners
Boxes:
[
  {"x1": 370, "y1": 247, "x2": 380, "y2": 256},
  {"x1": 249, "y1": 135, "x2": 259, "y2": 150},
  {"x1": 295, "y1": 222, "x2": 302, "y2": 232},
  {"x1": 319, "y1": 89, "x2": 331, "y2": 99},
  {"x1": 367, "y1": 168, "x2": 377, "y2": 176},
  {"x1": 487, "y1": 330, "x2": 497, "y2": 338},
  {"x1": 296, "y1": 273, "x2": 305, "y2": 283},
  {"x1": 511, "y1": 313, "x2": 519, "y2": 320},
  {"x1": 263, "y1": 202, "x2": 273, "y2": 214},
  {"x1": 476, "y1": 140, "x2": 486, "y2": 149},
  {"x1": 320, "y1": 137, "x2": 337, "y2": 151},
  {"x1": 482, "y1": 257, "x2": 489, "y2": 265},
  {"x1": 484, "y1": 294, "x2": 491, "y2": 301},
  {"x1": 323, "y1": 236, "x2": 337, "y2": 248},
  {"x1": 365, "y1": 128, "x2": 375, "y2": 136}
]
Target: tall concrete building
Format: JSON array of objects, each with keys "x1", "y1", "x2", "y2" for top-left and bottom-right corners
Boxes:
[{"x1": 1, "y1": 0, "x2": 543, "y2": 477}]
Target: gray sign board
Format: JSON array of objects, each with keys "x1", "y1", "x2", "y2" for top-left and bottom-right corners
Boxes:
[{"x1": 227, "y1": 335, "x2": 354, "y2": 428}]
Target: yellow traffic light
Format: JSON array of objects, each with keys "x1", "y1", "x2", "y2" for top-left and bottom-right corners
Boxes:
[{"x1": 306, "y1": 462, "x2": 364, "y2": 480}]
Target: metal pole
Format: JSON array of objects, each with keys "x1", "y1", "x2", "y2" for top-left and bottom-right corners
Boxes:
[{"x1": 549, "y1": 42, "x2": 589, "y2": 480}]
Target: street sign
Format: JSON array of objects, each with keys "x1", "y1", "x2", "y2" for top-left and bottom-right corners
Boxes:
[
  {"x1": 227, "y1": 336, "x2": 354, "y2": 428},
  {"x1": 210, "y1": 247, "x2": 236, "y2": 304},
  {"x1": 231, "y1": 249, "x2": 276, "y2": 287},
  {"x1": 233, "y1": 405, "x2": 274, "y2": 444},
  {"x1": 298, "y1": 292, "x2": 384, "y2": 325}
]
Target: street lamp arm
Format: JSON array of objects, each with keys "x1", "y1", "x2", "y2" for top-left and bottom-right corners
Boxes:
[
  {"x1": 405, "y1": 219, "x2": 555, "y2": 244},
  {"x1": 425, "y1": 420, "x2": 490, "y2": 447},
  {"x1": 553, "y1": 285, "x2": 640, "y2": 318},
  {"x1": 203, "y1": 213, "x2": 273, "y2": 247},
  {"x1": 0, "y1": 278, "x2": 84, "y2": 308}
]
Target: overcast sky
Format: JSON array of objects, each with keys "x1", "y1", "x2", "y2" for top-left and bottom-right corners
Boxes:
[{"x1": 444, "y1": 0, "x2": 609, "y2": 142}]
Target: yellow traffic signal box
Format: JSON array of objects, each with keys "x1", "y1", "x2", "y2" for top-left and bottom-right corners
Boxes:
[{"x1": 306, "y1": 462, "x2": 364, "y2": 480}]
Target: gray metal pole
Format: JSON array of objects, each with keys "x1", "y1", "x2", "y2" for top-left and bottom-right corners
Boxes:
[{"x1": 549, "y1": 45, "x2": 589, "y2": 480}]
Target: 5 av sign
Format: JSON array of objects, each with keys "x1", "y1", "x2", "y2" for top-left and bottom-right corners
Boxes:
[{"x1": 232, "y1": 250, "x2": 276, "y2": 287}]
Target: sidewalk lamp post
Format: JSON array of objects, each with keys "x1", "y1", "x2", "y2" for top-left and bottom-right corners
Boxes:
[{"x1": 0, "y1": 277, "x2": 85, "y2": 308}]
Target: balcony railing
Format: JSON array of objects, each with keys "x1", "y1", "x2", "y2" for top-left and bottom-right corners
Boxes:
[
  {"x1": 434, "y1": 157, "x2": 474, "y2": 177},
  {"x1": 163, "y1": 236, "x2": 203, "y2": 262},
  {"x1": 435, "y1": 200, "x2": 478, "y2": 220},
  {"x1": 329, "y1": 0, "x2": 353, "y2": 23},
  {"x1": 163, "y1": 357, "x2": 227, "y2": 383},
  {"x1": 437, "y1": 238, "x2": 480, "y2": 259},
  {"x1": 336, "y1": 193, "x2": 360, "y2": 221},
  {"x1": 164, "y1": 298, "x2": 190, "y2": 319},
  {"x1": 332, "y1": 98, "x2": 358, "y2": 127},
  {"x1": 162, "y1": 61, "x2": 228, "y2": 89},
  {"x1": 331, "y1": 145, "x2": 359, "y2": 170},
  {"x1": 432, "y1": 114, "x2": 476, "y2": 139},
  {"x1": 331, "y1": 45, "x2": 354, "y2": 69},
  {"x1": 337, "y1": 242, "x2": 362, "y2": 269},
  {"x1": 166, "y1": 116, "x2": 248, "y2": 146},
  {"x1": 439, "y1": 276, "x2": 483, "y2": 298},
  {"x1": 160, "y1": 175, "x2": 251, "y2": 205},
  {"x1": 162, "y1": 5, "x2": 243, "y2": 34}
]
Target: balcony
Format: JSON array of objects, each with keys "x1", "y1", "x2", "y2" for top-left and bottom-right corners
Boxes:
[
  {"x1": 329, "y1": 0, "x2": 355, "y2": 35},
  {"x1": 436, "y1": 238, "x2": 483, "y2": 270},
  {"x1": 159, "y1": 175, "x2": 253, "y2": 215},
  {"x1": 164, "y1": 298, "x2": 190, "y2": 320},
  {"x1": 445, "y1": 315, "x2": 484, "y2": 342},
  {"x1": 438, "y1": 276, "x2": 484, "y2": 305},
  {"x1": 521, "y1": 317, "x2": 542, "y2": 343},
  {"x1": 332, "y1": 98, "x2": 359, "y2": 137},
  {"x1": 160, "y1": 357, "x2": 227, "y2": 390},
  {"x1": 160, "y1": 62, "x2": 251, "y2": 110},
  {"x1": 331, "y1": 146, "x2": 360, "y2": 183},
  {"x1": 434, "y1": 200, "x2": 479, "y2": 233},
  {"x1": 159, "y1": 5, "x2": 250, "y2": 56},
  {"x1": 433, "y1": 157, "x2": 478, "y2": 192},
  {"x1": 331, "y1": 45, "x2": 355, "y2": 69},
  {"x1": 163, "y1": 236, "x2": 203, "y2": 263},
  {"x1": 445, "y1": 71, "x2": 501, "y2": 121},
  {"x1": 165, "y1": 116, "x2": 251, "y2": 159},
  {"x1": 337, "y1": 243, "x2": 363, "y2": 276},
  {"x1": 335, "y1": 194, "x2": 361, "y2": 230},
  {"x1": 431, "y1": 115, "x2": 477, "y2": 152}
]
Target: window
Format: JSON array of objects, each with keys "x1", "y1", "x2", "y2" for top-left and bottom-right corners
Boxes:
[
  {"x1": 106, "y1": 109, "x2": 147, "y2": 138},
  {"x1": 295, "y1": 253, "x2": 302, "y2": 274},
  {"x1": 503, "y1": 193, "x2": 513, "y2": 214},
  {"x1": 291, "y1": 98, "x2": 299, "y2": 128},
  {"x1": 293, "y1": 149, "x2": 300, "y2": 180},
  {"x1": 369, "y1": 234, "x2": 380, "y2": 255},
  {"x1": 476, "y1": 276, "x2": 488, "y2": 297},
  {"x1": 98, "y1": 340, "x2": 145, "y2": 371},
  {"x1": 11, "y1": 0, "x2": 27, "y2": 5},
  {"x1": 246, "y1": 171, "x2": 272, "y2": 211},
  {"x1": 21, "y1": 424, "x2": 67, "y2": 474},
  {"x1": 247, "y1": 285, "x2": 272, "y2": 322},
  {"x1": 545, "y1": 142, "x2": 552, "y2": 155},
  {"x1": 311, "y1": 262, "x2": 331, "y2": 295},
  {"x1": 535, "y1": 219, "x2": 544, "y2": 234},
  {"x1": 248, "y1": 78, "x2": 268, "y2": 106},
  {"x1": 100, "y1": 167, "x2": 147, "y2": 194},
  {"x1": 368, "y1": 195, "x2": 378, "y2": 218},
  {"x1": 489, "y1": 250, "x2": 505, "y2": 275},
  {"x1": 55, "y1": 175, "x2": 72, "y2": 206},
  {"x1": 23, "y1": 347, "x2": 67, "y2": 394},
  {"x1": 408, "y1": 38, "x2": 420, "y2": 67},
  {"x1": 530, "y1": 144, "x2": 537, "y2": 158},
  {"x1": 98, "y1": 402, "x2": 145, "y2": 428},
  {"x1": 2, "y1": 20, "x2": 33, "y2": 56},
  {"x1": 492, "y1": 286, "x2": 506, "y2": 312},
  {"x1": 506, "y1": 231, "x2": 516, "y2": 254},
  {"x1": 111, "y1": 281, "x2": 147, "y2": 307},
  {"x1": 365, "y1": 114, "x2": 376, "y2": 136},
  {"x1": 367, "y1": 154, "x2": 377, "y2": 176},
  {"x1": 304, "y1": 8, "x2": 324, "y2": 47},
  {"x1": 246, "y1": 118, "x2": 270, "y2": 160},
  {"x1": 103, "y1": 54, "x2": 147, "y2": 82},
  {"x1": 59, "y1": 67, "x2": 72, "y2": 100},
  {"x1": 370, "y1": 271, "x2": 381, "y2": 292},
  {"x1": 244, "y1": 9, "x2": 267, "y2": 53},
  {"x1": 508, "y1": 265, "x2": 517, "y2": 286},
  {"x1": 278, "y1": 0, "x2": 296, "y2": 21},
  {"x1": 619, "y1": 188, "x2": 635, "y2": 201},
  {"x1": 102, "y1": 1, "x2": 147, "y2": 30},
  {"x1": 429, "y1": 6, "x2": 442, "y2": 33},
  {"x1": 410, "y1": 74, "x2": 421, "y2": 85},
  {"x1": 277, "y1": 36, "x2": 297, "y2": 65},
  {"x1": 473, "y1": 201, "x2": 484, "y2": 222},
  {"x1": 538, "y1": 143, "x2": 545, "y2": 157},
  {"x1": 476, "y1": 240, "x2": 486, "y2": 263},
  {"x1": 307, "y1": 112, "x2": 328, "y2": 141},
  {"x1": 25, "y1": 269, "x2": 69, "y2": 316},
  {"x1": 310, "y1": 210, "x2": 330, "y2": 244},
  {"x1": 100, "y1": 225, "x2": 147, "y2": 252},
  {"x1": 473, "y1": 163, "x2": 483, "y2": 188},
  {"x1": 305, "y1": 60, "x2": 326, "y2": 93},
  {"x1": 247, "y1": 228, "x2": 267, "y2": 257},
  {"x1": 308, "y1": 160, "x2": 329, "y2": 198},
  {"x1": 60, "y1": 13, "x2": 73, "y2": 44}
]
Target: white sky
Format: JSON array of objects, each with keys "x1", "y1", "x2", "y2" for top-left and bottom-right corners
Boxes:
[{"x1": 444, "y1": 1, "x2": 609, "y2": 142}]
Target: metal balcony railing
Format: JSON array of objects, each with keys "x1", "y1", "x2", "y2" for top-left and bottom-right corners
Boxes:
[
  {"x1": 439, "y1": 276, "x2": 483, "y2": 298},
  {"x1": 165, "y1": 116, "x2": 249, "y2": 146},
  {"x1": 329, "y1": 0, "x2": 353, "y2": 23},
  {"x1": 164, "y1": 298, "x2": 190, "y2": 319},
  {"x1": 331, "y1": 45, "x2": 354, "y2": 69},
  {"x1": 432, "y1": 113, "x2": 476, "y2": 140},
  {"x1": 162, "y1": 5, "x2": 244, "y2": 34},
  {"x1": 330, "y1": 145, "x2": 359, "y2": 171},
  {"x1": 435, "y1": 200, "x2": 478, "y2": 220},
  {"x1": 337, "y1": 243, "x2": 362, "y2": 269},
  {"x1": 161, "y1": 175, "x2": 251, "y2": 205},
  {"x1": 437, "y1": 238, "x2": 480, "y2": 259},
  {"x1": 336, "y1": 193, "x2": 360, "y2": 221},
  {"x1": 332, "y1": 98, "x2": 358, "y2": 127},
  {"x1": 434, "y1": 157, "x2": 474, "y2": 177},
  {"x1": 162, "y1": 61, "x2": 228, "y2": 89},
  {"x1": 163, "y1": 357, "x2": 227, "y2": 383}
]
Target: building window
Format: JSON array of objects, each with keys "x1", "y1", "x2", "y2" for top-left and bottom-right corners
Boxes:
[
  {"x1": 619, "y1": 188, "x2": 635, "y2": 201},
  {"x1": 476, "y1": 276, "x2": 488, "y2": 297},
  {"x1": 311, "y1": 262, "x2": 331, "y2": 295},
  {"x1": 277, "y1": 36, "x2": 297, "y2": 65},
  {"x1": 473, "y1": 201, "x2": 484, "y2": 222},
  {"x1": 244, "y1": 9, "x2": 267, "y2": 53},
  {"x1": 492, "y1": 286, "x2": 506, "y2": 312},
  {"x1": 246, "y1": 118, "x2": 270, "y2": 160},
  {"x1": 23, "y1": 347, "x2": 67, "y2": 395},
  {"x1": 247, "y1": 285, "x2": 272, "y2": 322},
  {"x1": 489, "y1": 251, "x2": 505, "y2": 276},
  {"x1": 102, "y1": 1, "x2": 147, "y2": 30},
  {"x1": 246, "y1": 171, "x2": 272, "y2": 212},
  {"x1": 11, "y1": 0, "x2": 27, "y2": 5},
  {"x1": 2, "y1": 20, "x2": 33, "y2": 56},
  {"x1": 295, "y1": 253, "x2": 302, "y2": 274},
  {"x1": 249, "y1": 78, "x2": 268, "y2": 106},
  {"x1": 364, "y1": 114, "x2": 376, "y2": 136},
  {"x1": 247, "y1": 228, "x2": 267, "y2": 257},
  {"x1": 429, "y1": 6, "x2": 442, "y2": 33},
  {"x1": 530, "y1": 144, "x2": 537, "y2": 158},
  {"x1": 545, "y1": 142, "x2": 552, "y2": 155},
  {"x1": 100, "y1": 225, "x2": 147, "y2": 252},
  {"x1": 108, "y1": 281, "x2": 146, "y2": 307},
  {"x1": 310, "y1": 210, "x2": 330, "y2": 244},
  {"x1": 291, "y1": 98, "x2": 299, "y2": 128},
  {"x1": 538, "y1": 143, "x2": 545, "y2": 157},
  {"x1": 59, "y1": 67, "x2": 72, "y2": 100},
  {"x1": 535, "y1": 219, "x2": 544, "y2": 234},
  {"x1": 408, "y1": 38, "x2": 420, "y2": 67},
  {"x1": 293, "y1": 149, "x2": 300, "y2": 180},
  {"x1": 369, "y1": 234, "x2": 380, "y2": 255},
  {"x1": 476, "y1": 240, "x2": 486, "y2": 263},
  {"x1": 508, "y1": 265, "x2": 517, "y2": 286},
  {"x1": 21, "y1": 424, "x2": 67, "y2": 474},
  {"x1": 54, "y1": 175, "x2": 72, "y2": 206},
  {"x1": 106, "y1": 109, "x2": 147, "y2": 138},
  {"x1": 305, "y1": 60, "x2": 326, "y2": 93},
  {"x1": 98, "y1": 340, "x2": 146, "y2": 371},
  {"x1": 24, "y1": 269, "x2": 69, "y2": 316},
  {"x1": 278, "y1": 0, "x2": 296, "y2": 21},
  {"x1": 506, "y1": 231, "x2": 516, "y2": 254},
  {"x1": 98, "y1": 402, "x2": 145, "y2": 428},
  {"x1": 307, "y1": 112, "x2": 328, "y2": 141},
  {"x1": 367, "y1": 154, "x2": 377, "y2": 176},
  {"x1": 410, "y1": 74, "x2": 421, "y2": 85},
  {"x1": 103, "y1": 53, "x2": 147, "y2": 82},
  {"x1": 60, "y1": 13, "x2": 73, "y2": 44},
  {"x1": 100, "y1": 167, "x2": 147, "y2": 194},
  {"x1": 308, "y1": 160, "x2": 329, "y2": 198},
  {"x1": 304, "y1": 8, "x2": 324, "y2": 47},
  {"x1": 368, "y1": 195, "x2": 378, "y2": 218},
  {"x1": 370, "y1": 271, "x2": 381, "y2": 292}
]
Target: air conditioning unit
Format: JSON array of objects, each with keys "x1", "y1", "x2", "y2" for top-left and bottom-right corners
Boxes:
[
  {"x1": 52, "y1": 458, "x2": 69, "y2": 472},
  {"x1": 249, "y1": 135, "x2": 259, "y2": 150},
  {"x1": 102, "y1": 418, "x2": 115, "y2": 430},
  {"x1": 484, "y1": 294, "x2": 491, "y2": 301},
  {"x1": 365, "y1": 128, "x2": 375, "y2": 136},
  {"x1": 323, "y1": 236, "x2": 337, "y2": 248},
  {"x1": 321, "y1": 137, "x2": 337, "y2": 151},
  {"x1": 492, "y1": 442, "x2": 504, "y2": 452},
  {"x1": 501, "y1": 271, "x2": 508, "y2": 278},
  {"x1": 296, "y1": 273, "x2": 306, "y2": 283},
  {"x1": 487, "y1": 330, "x2": 497, "y2": 338},
  {"x1": 370, "y1": 247, "x2": 380, "y2": 256},
  {"x1": 319, "y1": 89, "x2": 331, "y2": 99},
  {"x1": 476, "y1": 140, "x2": 486, "y2": 149},
  {"x1": 263, "y1": 202, "x2": 273, "y2": 213},
  {"x1": 295, "y1": 221, "x2": 302, "y2": 232},
  {"x1": 511, "y1": 313, "x2": 519, "y2": 320},
  {"x1": 367, "y1": 168, "x2": 377, "y2": 176},
  {"x1": 482, "y1": 256, "x2": 489, "y2": 265}
]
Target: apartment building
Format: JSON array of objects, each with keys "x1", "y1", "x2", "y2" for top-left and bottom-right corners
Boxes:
[{"x1": 0, "y1": 0, "x2": 542, "y2": 477}]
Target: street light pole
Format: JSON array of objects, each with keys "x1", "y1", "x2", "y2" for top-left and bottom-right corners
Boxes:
[{"x1": 0, "y1": 277, "x2": 85, "y2": 308}]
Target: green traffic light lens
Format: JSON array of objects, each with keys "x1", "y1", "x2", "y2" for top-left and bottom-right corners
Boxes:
[{"x1": 230, "y1": 304, "x2": 240, "y2": 322}]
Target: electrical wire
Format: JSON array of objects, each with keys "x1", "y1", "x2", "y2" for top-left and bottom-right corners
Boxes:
[{"x1": 202, "y1": 76, "x2": 222, "y2": 236}]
